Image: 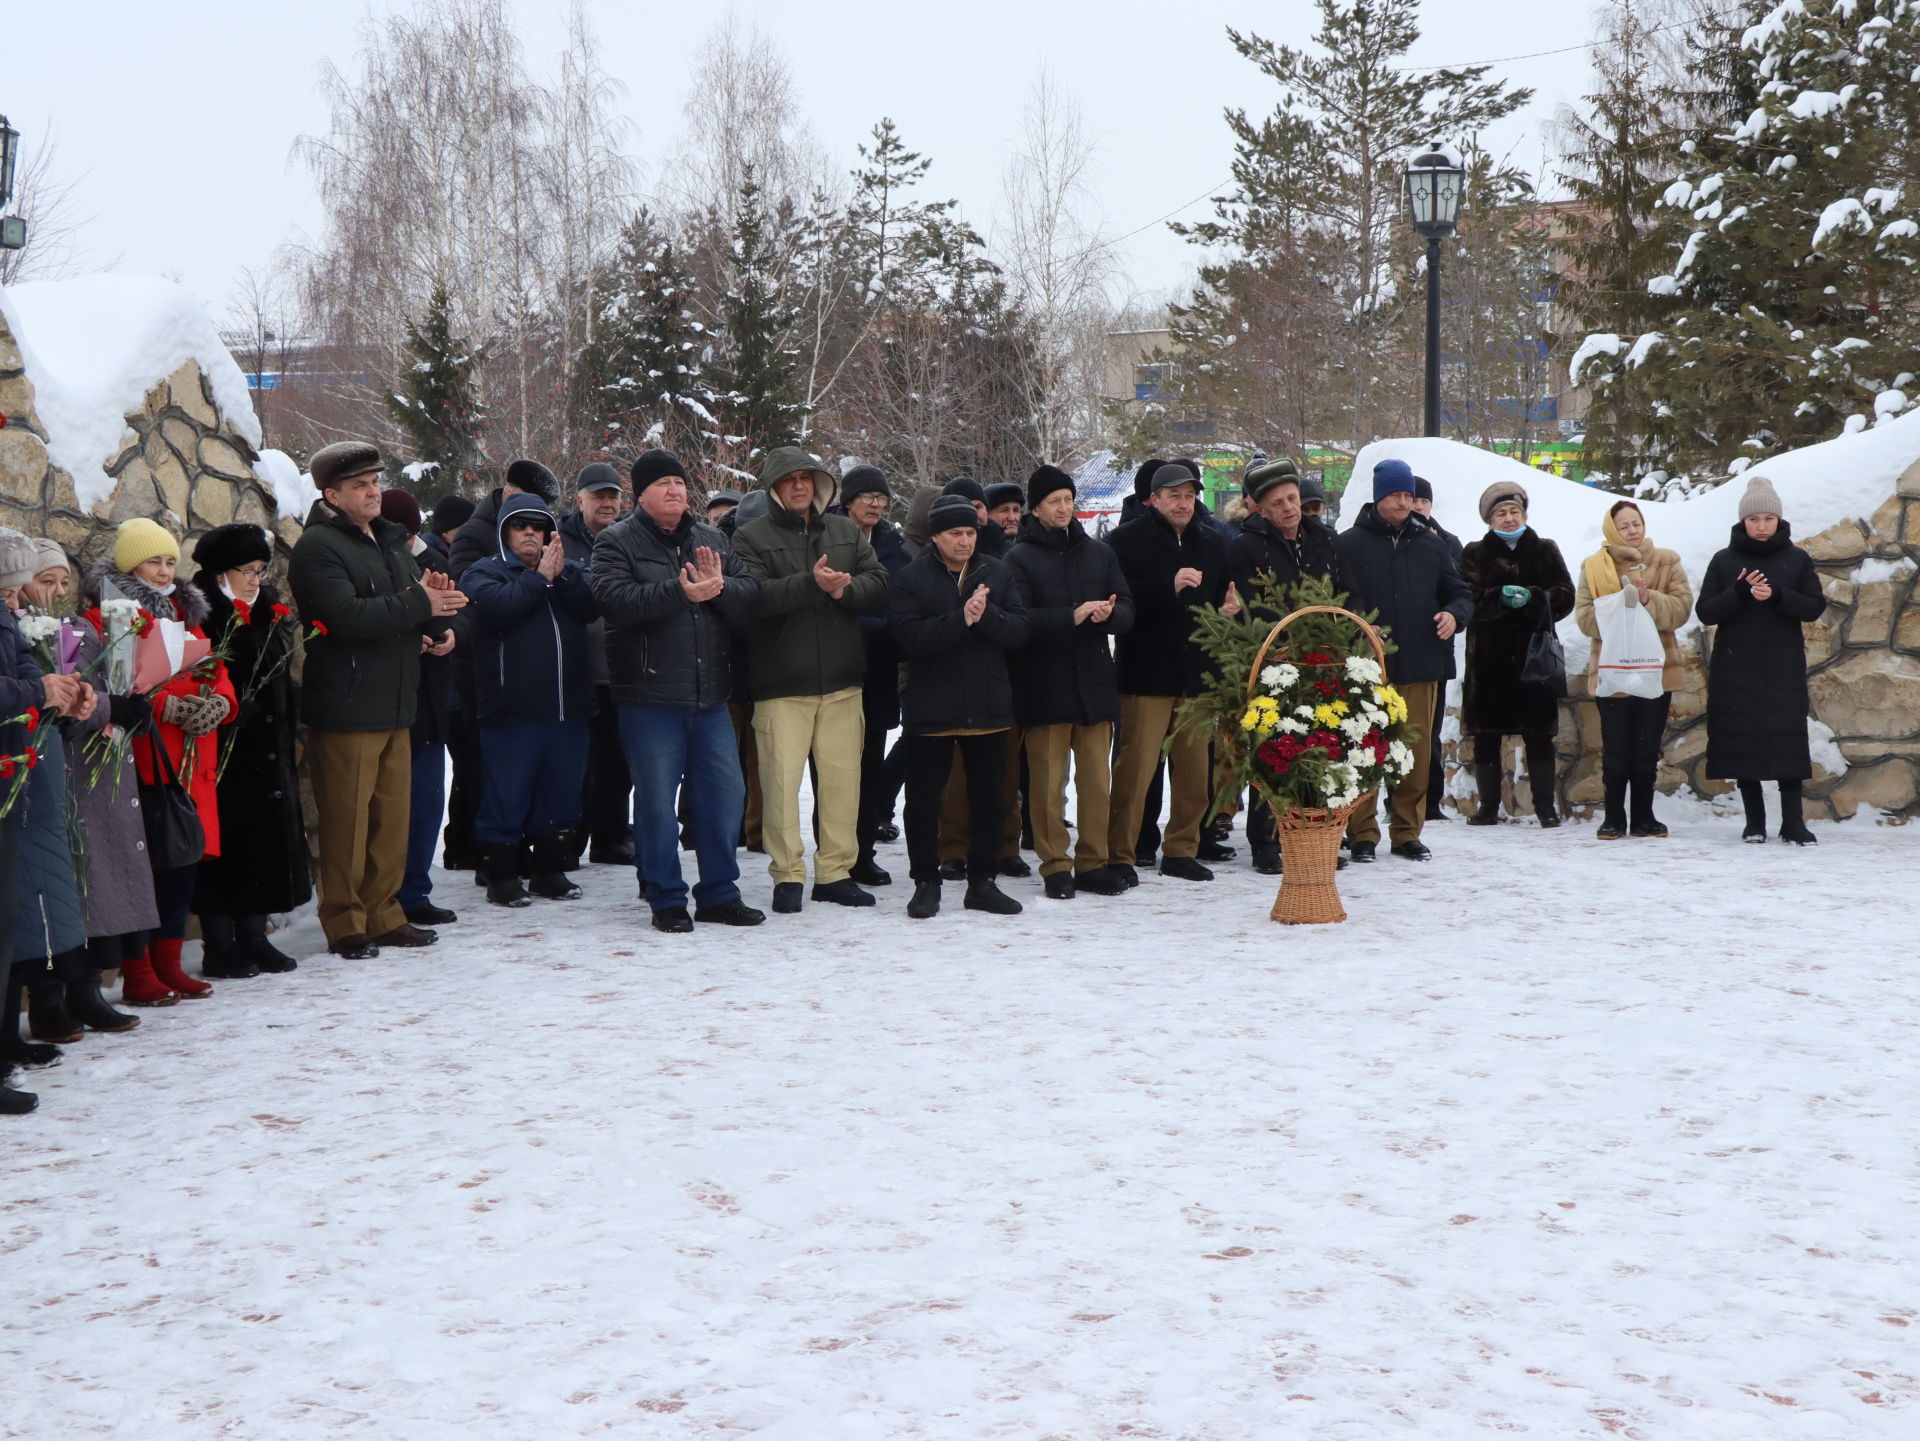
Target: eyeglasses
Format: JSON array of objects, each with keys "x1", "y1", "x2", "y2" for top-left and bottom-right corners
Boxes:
[
  {"x1": 506, "y1": 520, "x2": 551, "y2": 533},
  {"x1": 231, "y1": 564, "x2": 268, "y2": 580}
]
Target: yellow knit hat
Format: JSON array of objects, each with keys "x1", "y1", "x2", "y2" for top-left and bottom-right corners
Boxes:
[{"x1": 113, "y1": 517, "x2": 181, "y2": 574}]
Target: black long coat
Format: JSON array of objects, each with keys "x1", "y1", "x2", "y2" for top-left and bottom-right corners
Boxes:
[
  {"x1": 193, "y1": 579, "x2": 314, "y2": 915},
  {"x1": 1335, "y1": 506, "x2": 1474, "y2": 686},
  {"x1": 1227, "y1": 513, "x2": 1352, "y2": 611},
  {"x1": 1458, "y1": 528, "x2": 1576, "y2": 737},
  {"x1": 889, "y1": 549, "x2": 1029, "y2": 734},
  {"x1": 1696, "y1": 522, "x2": 1826, "y2": 780},
  {"x1": 1107, "y1": 506, "x2": 1229, "y2": 697},
  {"x1": 1004, "y1": 515, "x2": 1136, "y2": 727}
]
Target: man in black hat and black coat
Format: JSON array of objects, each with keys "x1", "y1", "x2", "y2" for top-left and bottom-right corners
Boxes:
[
  {"x1": 1006, "y1": 465, "x2": 1135, "y2": 899},
  {"x1": 984, "y1": 482, "x2": 1026, "y2": 540},
  {"x1": 835, "y1": 465, "x2": 911, "y2": 885}
]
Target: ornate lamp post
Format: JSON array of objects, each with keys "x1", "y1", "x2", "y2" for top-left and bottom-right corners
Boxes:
[
  {"x1": 0, "y1": 115, "x2": 26, "y2": 251},
  {"x1": 1405, "y1": 142, "x2": 1465, "y2": 438}
]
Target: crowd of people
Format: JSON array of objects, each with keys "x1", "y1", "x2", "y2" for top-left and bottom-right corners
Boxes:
[{"x1": 1, "y1": 441, "x2": 1825, "y2": 1114}]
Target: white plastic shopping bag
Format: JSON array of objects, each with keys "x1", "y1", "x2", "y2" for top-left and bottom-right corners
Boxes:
[{"x1": 1592, "y1": 589, "x2": 1665, "y2": 700}]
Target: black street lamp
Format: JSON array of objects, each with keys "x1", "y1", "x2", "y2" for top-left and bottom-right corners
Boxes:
[
  {"x1": 1405, "y1": 141, "x2": 1465, "y2": 438},
  {"x1": 0, "y1": 115, "x2": 25, "y2": 252}
]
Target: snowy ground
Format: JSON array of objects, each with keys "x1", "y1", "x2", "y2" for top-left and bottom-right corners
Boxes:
[{"x1": 7, "y1": 800, "x2": 1919, "y2": 1440}]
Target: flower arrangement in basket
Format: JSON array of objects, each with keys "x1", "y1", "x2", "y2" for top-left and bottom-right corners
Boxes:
[{"x1": 1178, "y1": 575, "x2": 1423, "y2": 923}]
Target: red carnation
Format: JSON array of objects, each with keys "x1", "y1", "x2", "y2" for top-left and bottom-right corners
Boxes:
[
  {"x1": 1302, "y1": 651, "x2": 1333, "y2": 665},
  {"x1": 23, "y1": 706, "x2": 40, "y2": 730},
  {"x1": 232, "y1": 598, "x2": 253, "y2": 624},
  {"x1": 271, "y1": 602, "x2": 292, "y2": 622},
  {"x1": 0, "y1": 758, "x2": 13, "y2": 779},
  {"x1": 309, "y1": 621, "x2": 329, "y2": 637},
  {"x1": 134, "y1": 609, "x2": 156, "y2": 636},
  {"x1": 24, "y1": 747, "x2": 39, "y2": 770}
]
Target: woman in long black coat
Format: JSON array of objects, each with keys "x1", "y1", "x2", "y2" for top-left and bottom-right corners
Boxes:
[
  {"x1": 1696, "y1": 476, "x2": 1827, "y2": 844},
  {"x1": 1458, "y1": 482, "x2": 1575, "y2": 827},
  {"x1": 190, "y1": 524, "x2": 312, "y2": 973}
]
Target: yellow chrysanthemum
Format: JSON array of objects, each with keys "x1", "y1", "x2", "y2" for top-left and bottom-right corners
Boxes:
[
  {"x1": 1313, "y1": 703, "x2": 1341, "y2": 728},
  {"x1": 1375, "y1": 685, "x2": 1409, "y2": 724}
]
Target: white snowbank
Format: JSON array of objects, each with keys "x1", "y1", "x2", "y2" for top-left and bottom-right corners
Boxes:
[
  {"x1": 0, "y1": 274, "x2": 263, "y2": 511},
  {"x1": 253, "y1": 448, "x2": 317, "y2": 522},
  {"x1": 1355, "y1": 410, "x2": 1920, "y2": 645}
]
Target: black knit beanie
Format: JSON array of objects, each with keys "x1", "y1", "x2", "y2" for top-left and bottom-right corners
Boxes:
[
  {"x1": 928, "y1": 495, "x2": 981, "y2": 535},
  {"x1": 1131, "y1": 458, "x2": 1164, "y2": 502},
  {"x1": 840, "y1": 466, "x2": 891, "y2": 507},
  {"x1": 942, "y1": 475, "x2": 987, "y2": 506},
  {"x1": 630, "y1": 448, "x2": 689, "y2": 494},
  {"x1": 1028, "y1": 464, "x2": 1075, "y2": 511}
]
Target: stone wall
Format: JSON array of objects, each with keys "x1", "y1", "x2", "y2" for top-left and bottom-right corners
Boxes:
[
  {"x1": 1445, "y1": 457, "x2": 1920, "y2": 821},
  {"x1": 0, "y1": 309, "x2": 288, "y2": 571}
]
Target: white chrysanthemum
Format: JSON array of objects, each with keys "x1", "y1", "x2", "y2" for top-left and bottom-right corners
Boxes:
[
  {"x1": 1345, "y1": 656, "x2": 1383, "y2": 684},
  {"x1": 17, "y1": 615, "x2": 60, "y2": 643},
  {"x1": 1338, "y1": 715, "x2": 1371, "y2": 742},
  {"x1": 1387, "y1": 740, "x2": 1415, "y2": 775},
  {"x1": 1276, "y1": 717, "x2": 1308, "y2": 735},
  {"x1": 1261, "y1": 663, "x2": 1300, "y2": 690},
  {"x1": 1294, "y1": 704, "x2": 1317, "y2": 720}
]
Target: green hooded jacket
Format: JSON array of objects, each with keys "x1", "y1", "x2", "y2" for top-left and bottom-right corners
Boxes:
[{"x1": 732, "y1": 447, "x2": 890, "y2": 700}]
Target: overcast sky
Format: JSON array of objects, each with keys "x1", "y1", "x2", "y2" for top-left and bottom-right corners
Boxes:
[{"x1": 6, "y1": 0, "x2": 1605, "y2": 322}]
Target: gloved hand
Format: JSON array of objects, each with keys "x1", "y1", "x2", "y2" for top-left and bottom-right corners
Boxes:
[
  {"x1": 159, "y1": 693, "x2": 203, "y2": 731},
  {"x1": 180, "y1": 692, "x2": 232, "y2": 739},
  {"x1": 1500, "y1": 584, "x2": 1531, "y2": 609},
  {"x1": 107, "y1": 692, "x2": 153, "y2": 733}
]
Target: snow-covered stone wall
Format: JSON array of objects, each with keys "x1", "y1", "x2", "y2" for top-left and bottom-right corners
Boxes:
[
  {"x1": 0, "y1": 276, "x2": 295, "y2": 567},
  {"x1": 1359, "y1": 425, "x2": 1920, "y2": 822}
]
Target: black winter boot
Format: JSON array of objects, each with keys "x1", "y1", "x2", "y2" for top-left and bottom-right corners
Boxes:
[
  {"x1": 1777, "y1": 781, "x2": 1818, "y2": 846},
  {"x1": 1629, "y1": 771, "x2": 1667, "y2": 838},
  {"x1": 1468, "y1": 764, "x2": 1503, "y2": 825},
  {"x1": 481, "y1": 845, "x2": 533, "y2": 907},
  {"x1": 907, "y1": 881, "x2": 942, "y2": 919},
  {"x1": 1, "y1": 1062, "x2": 36, "y2": 1116},
  {"x1": 199, "y1": 914, "x2": 260, "y2": 979},
  {"x1": 239, "y1": 915, "x2": 299, "y2": 973},
  {"x1": 528, "y1": 836, "x2": 584, "y2": 900},
  {"x1": 67, "y1": 969, "x2": 139, "y2": 1033},
  {"x1": 1530, "y1": 778, "x2": 1561, "y2": 829},
  {"x1": 27, "y1": 965, "x2": 83, "y2": 1044},
  {"x1": 1738, "y1": 780, "x2": 1767, "y2": 843},
  {"x1": 1597, "y1": 774, "x2": 1629, "y2": 840},
  {"x1": 964, "y1": 879, "x2": 1023, "y2": 915}
]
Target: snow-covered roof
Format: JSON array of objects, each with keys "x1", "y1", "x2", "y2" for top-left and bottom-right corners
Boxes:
[
  {"x1": 1357, "y1": 412, "x2": 1920, "y2": 667},
  {"x1": 1071, "y1": 450, "x2": 1134, "y2": 513},
  {"x1": 0, "y1": 274, "x2": 263, "y2": 511}
]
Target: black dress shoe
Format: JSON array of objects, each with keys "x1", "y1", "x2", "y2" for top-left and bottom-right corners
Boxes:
[
  {"x1": 1251, "y1": 849, "x2": 1282, "y2": 876},
  {"x1": 772, "y1": 882, "x2": 804, "y2": 913},
  {"x1": 1348, "y1": 842, "x2": 1377, "y2": 863},
  {"x1": 850, "y1": 857, "x2": 892, "y2": 886},
  {"x1": 1043, "y1": 872, "x2": 1075, "y2": 899},
  {"x1": 1111, "y1": 864, "x2": 1140, "y2": 889},
  {"x1": 1159, "y1": 856, "x2": 1214, "y2": 881},
  {"x1": 906, "y1": 881, "x2": 942, "y2": 919},
  {"x1": 332, "y1": 933, "x2": 381, "y2": 959},
  {"x1": 938, "y1": 859, "x2": 967, "y2": 882},
  {"x1": 652, "y1": 907, "x2": 694, "y2": 933},
  {"x1": 812, "y1": 879, "x2": 877, "y2": 907},
  {"x1": 588, "y1": 839, "x2": 636, "y2": 865},
  {"x1": 694, "y1": 899, "x2": 765, "y2": 926},
  {"x1": 997, "y1": 855, "x2": 1032, "y2": 878},
  {"x1": 963, "y1": 880, "x2": 1023, "y2": 915},
  {"x1": 406, "y1": 904, "x2": 459, "y2": 926},
  {"x1": 1073, "y1": 867, "x2": 1127, "y2": 896},
  {"x1": 0, "y1": 1083, "x2": 37, "y2": 1115},
  {"x1": 875, "y1": 821, "x2": 900, "y2": 843},
  {"x1": 1197, "y1": 839, "x2": 1237, "y2": 863},
  {"x1": 1390, "y1": 840, "x2": 1433, "y2": 861},
  {"x1": 372, "y1": 923, "x2": 439, "y2": 947}
]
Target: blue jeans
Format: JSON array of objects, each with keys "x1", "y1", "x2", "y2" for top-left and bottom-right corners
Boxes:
[
  {"x1": 399, "y1": 741, "x2": 446, "y2": 912},
  {"x1": 617, "y1": 702, "x2": 744, "y2": 912},
  {"x1": 476, "y1": 719, "x2": 589, "y2": 846}
]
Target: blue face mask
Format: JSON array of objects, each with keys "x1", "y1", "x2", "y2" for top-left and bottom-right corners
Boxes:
[{"x1": 1494, "y1": 525, "x2": 1527, "y2": 540}]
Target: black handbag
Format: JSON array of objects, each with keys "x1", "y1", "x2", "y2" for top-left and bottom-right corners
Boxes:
[
  {"x1": 139, "y1": 732, "x2": 206, "y2": 870},
  {"x1": 1520, "y1": 600, "x2": 1568, "y2": 696}
]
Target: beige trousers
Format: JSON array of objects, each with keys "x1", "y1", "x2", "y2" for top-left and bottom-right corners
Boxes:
[
  {"x1": 1347, "y1": 680, "x2": 1439, "y2": 848},
  {"x1": 752, "y1": 686, "x2": 864, "y2": 885},
  {"x1": 1108, "y1": 694, "x2": 1210, "y2": 864},
  {"x1": 1024, "y1": 722, "x2": 1113, "y2": 876},
  {"x1": 307, "y1": 728, "x2": 411, "y2": 944}
]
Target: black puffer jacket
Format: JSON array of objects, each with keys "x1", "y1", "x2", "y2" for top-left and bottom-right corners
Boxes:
[
  {"x1": 1697, "y1": 521, "x2": 1826, "y2": 780},
  {"x1": 1227, "y1": 513, "x2": 1351, "y2": 611},
  {"x1": 1004, "y1": 515, "x2": 1135, "y2": 727},
  {"x1": 1335, "y1": 505, "x2": 1474, "y2": 687},
  {"x1": 889, "y1": 549, "x2": 1030, "y2": 734},
  {"x1": 590, "y1": 508, "x2": 759, "y2": 710},
  {"x1": 1458, "y1": 528, "x2": 1576, "y2": 736},
  {"x1": 1107, "y1": 506, "x2": 1230, "y2": 697}
]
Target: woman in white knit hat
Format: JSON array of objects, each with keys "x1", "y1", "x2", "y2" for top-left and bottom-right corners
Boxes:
[{"x1": 1695, "y1": 475, "x2": 1828, "y2": 843}]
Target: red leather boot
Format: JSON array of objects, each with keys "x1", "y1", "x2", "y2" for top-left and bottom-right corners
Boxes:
[
  {"x1": 148, "y1": 938, "x2": 213, "y2": 999},
  {"x1": 119, "y1": 947, "x2": 181, "y2": 1007}
]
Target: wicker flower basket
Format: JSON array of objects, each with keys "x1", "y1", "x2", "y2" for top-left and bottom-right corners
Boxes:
[{"x1": 1247, "y1": 604, "x2": 1389, "y2": 925}]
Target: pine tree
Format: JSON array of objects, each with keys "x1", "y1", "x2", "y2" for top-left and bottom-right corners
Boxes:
[
  {"x1": 847, "y1": 118, "x2": 994, "y2": 306},
  {"x1": 1169, "y1": 0, "x2": 1533, "y2": 452},
  {"x1": 1556, "y1": 0, "x2": 1691, "y2": 488},
  {"x1": 1588, "y1": 0, "x2": 1920, "y2": 481},
  {"x1": 387, "y1": 282, "x2": 485, "y2": 504},
  {"x1": 572, "y1": 208, "x2": 719, "y2": 466},
  {"x1": 712, "y1": 166, "x2": 805, "y2": 466}
]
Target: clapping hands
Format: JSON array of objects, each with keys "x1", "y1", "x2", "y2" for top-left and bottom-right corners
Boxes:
[
  {"x1": 962, "y1": 583, "x2": 990, "y2": 626},
  {"x1": 679, "y1": 546, "x2": 726, "y2": 603}
]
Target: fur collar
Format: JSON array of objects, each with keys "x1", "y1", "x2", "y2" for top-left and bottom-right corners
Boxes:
[{"x1": 92, "y1": 560, "x2": 210, "y2": 629}]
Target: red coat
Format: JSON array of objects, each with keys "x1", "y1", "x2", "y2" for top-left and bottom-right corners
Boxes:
[{"x1": 130, "y1": 604, "x2": 238, "y2": 860}]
